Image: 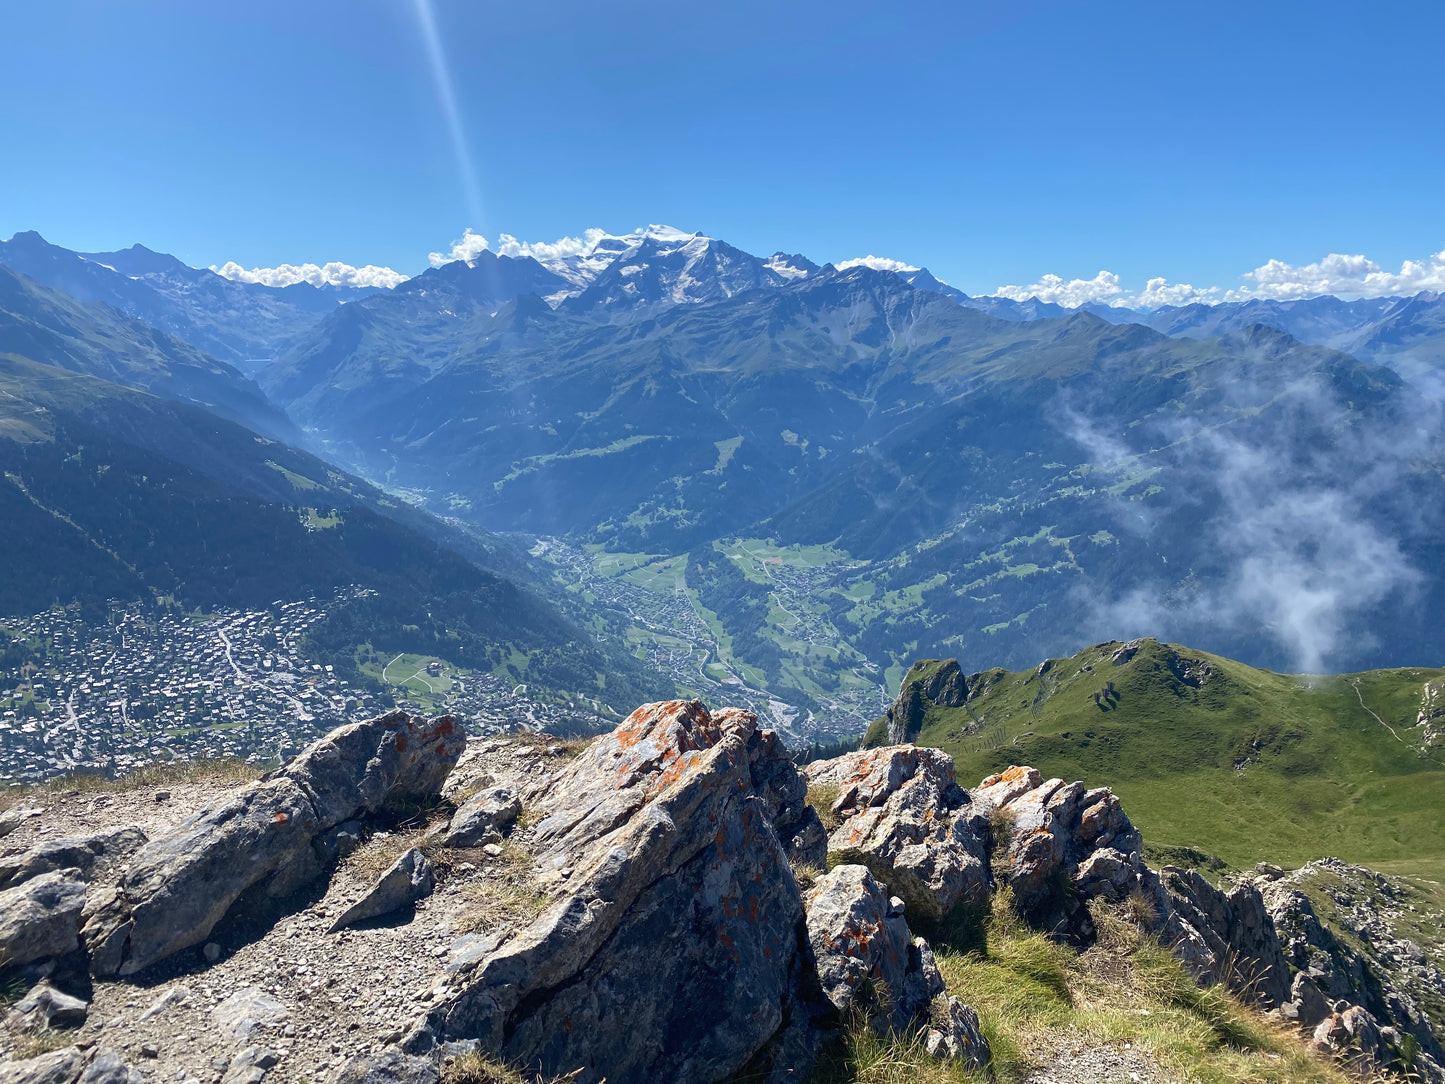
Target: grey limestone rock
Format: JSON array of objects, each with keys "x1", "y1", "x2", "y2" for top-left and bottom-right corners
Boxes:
[
  {"x1": 0, "y1": 868, "x2": 87, "y2": 968},
  {"x1": 923, "y1": 996, "x2": 991, "y2": 1070},
  {"x1": 415, "y1": 699, "x2": 820, "y2": 1084},
  {"x1": 803, "y1": 864, "x2": 942, "y2": 1034},
  {"x1": 0, "y1": 1048, "x2": 88, "y2": 1084},
  {"x1": 6, "y1": 981, "x2": 89, "y2": 1030},
  {"x1": 0, "y1": 828, "x2": 146, "y2": 890},
  {"x1": 328, "y1": 1051, "x2": 439, "y2": 1084},
  {"x1": 803, "y1": 745, "x2": 988, "y2": 920},
  {"x1": 441, "y1": 786, "x2": 520, "y2": 848},
  {"x1": 212, "y1": 987, "x2": 289, "y2": 1044},
  {"x1": 81, "y1": 711, "x2": 464, "y2": 976},
  {"x1": 329, "y1": 847, "x2": 434, "y2": 931}
]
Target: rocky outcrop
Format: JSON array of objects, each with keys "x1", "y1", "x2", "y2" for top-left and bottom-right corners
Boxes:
[
  {"x1": 329, "y1": 848, "x2": 434, "y2": 931},
  {"x1": 924, "y1": 997, "x2": 991, "y2": 1070},
  {"x1": 0, "y1": 829, "x2": 146, "y2": 891},
  {"x1": 82, "y1": 710, "x2": 463, "y2": 976},
  {"x1": 1259, "y1": 859, "x2": 1445, "y2": 1081},
  {"x1": 802, "y1": 745, "x2": 989, "y2": 920},
  {"x1": 974, "y1": 765, "x2": 1146, "y2": 938},
  {"x1": 882, "y1": 660, "x2": 970, "y2": 744},
  {"x1": 0, "y1": 869, "x2": 87, "y2": 968},
  {"x1": 1153, "y1": 866, "x2": 1292, "y2": 1008},
  {"x1": 411, "y1": 700, "x2": 821, "y2": 1084},
  {"x1": 803, "y1": 864, "x2": 943, "y2": 1034},
  {"x1": 0, "y1": 1049, "x2": 145, "y2": 1084}
]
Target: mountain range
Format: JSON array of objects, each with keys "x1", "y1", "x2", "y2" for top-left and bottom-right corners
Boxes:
[{"x1": 4, "y1": 226, "x2": 1445, "y2": 732}]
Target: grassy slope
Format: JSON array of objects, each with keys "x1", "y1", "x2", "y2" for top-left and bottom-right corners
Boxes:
[{"x1": 892, "y1": 639, "x2": 1445, "y2": 876}]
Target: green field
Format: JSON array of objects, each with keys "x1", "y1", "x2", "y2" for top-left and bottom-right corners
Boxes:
[
  {"x1": 361, "y1": 651, "x2": 462, "y2": 712},
  {"x1": 872, "y1": 639, "x2": 1445, "y2": 876}
]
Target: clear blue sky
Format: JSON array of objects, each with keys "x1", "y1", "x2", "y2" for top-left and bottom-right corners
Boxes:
[{"x1": 1, "y1": 0, "x2": 1441, "y2": 297}]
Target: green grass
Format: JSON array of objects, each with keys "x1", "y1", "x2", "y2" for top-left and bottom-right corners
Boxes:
[
  {"x1": 904, "y1": 638, "x2": 1445, "y2": 874},
  {"x1": 807, "y1": 894, "x2": 1355, "y2": 1084}
]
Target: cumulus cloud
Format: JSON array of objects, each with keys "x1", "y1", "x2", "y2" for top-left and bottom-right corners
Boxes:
[
  {"x1": 493, "y1": 228, "x2": 611, "y2": 262},
  {"x1": 212, "y1": 260, "x2": 407, "y2": 289},
  {"x1": 1228, "y1": 248, "x2": 1445, "y2": 302},
  {"x1": 836, "y1": 255, "x2": 921, "y2": 273},
  {"x1": 989, "y1": 246, "x2": 1444, "y2": 311},
  {"x1": 427, "y1": 228, "x2": 491, "y2": 267},
  {"x1": 992, "y1": 270, "x2": 1125, "y2": 307}
]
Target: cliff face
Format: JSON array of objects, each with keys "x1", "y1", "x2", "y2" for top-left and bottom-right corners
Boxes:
[{"x1": 0, "y1": 705, "x2": 1439, "y2": 1084}]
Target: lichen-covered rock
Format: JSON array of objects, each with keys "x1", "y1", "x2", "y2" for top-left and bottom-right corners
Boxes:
[
  {"x1": 82, "y1": 711, "x2": 464, "y2": 976},
  {"x1": 412, "y1": 699, "x2": 820, "y2": 1084},
  {"x1": 803, "y1": 746, "x2": 989, "y2": 920},
  {"x1": 0, "y1": 869, "x2": 87, "y2": 968},
  {"x1": 329, "y1": 847, "x2": 434, "y2": 931},
  {"x1": 974, "y1": 766, "x2": 1145, "y2": 936},
  {"x1": 442, "y1": 786, "x2": 520, "y2": 848},
  {"x1": 923, "y1": 996, "x2": 991, "y2": 1070},
  {"x1": 803, "y1": 864, "x2": 942, "y2": 1034}
]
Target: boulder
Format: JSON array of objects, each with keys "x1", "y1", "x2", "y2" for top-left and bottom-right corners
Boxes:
[
  {"x1": 923, "y1": 996, "x2": 991, "y2": 1070},
  {"x1": 76, "y1": 1052, "x2": 145, "y2": 1084},
  {"x1": 0, "y1": 806, "x2": 42, "y2": 840},
  {"x1": 82, "y1": 711, "x2": 464, "y2": 976},
  {"x1": 329, "y1": 1051, "x2": 439, "y2": 1084},
  {"x1": 412, "y1": 699, "x2": 821, "y2": 1084},
  {"x1": 212, "y1": 987, "x2": 289, "y2": 1045},
  {"x1": 803, "y1": 864, "x2": 943, "y2": 1034},
  {"x1": 0, "y1": 869, "x2": 87, "y2": 968},
  {"x1": 329, "y1": 847, "x2": 434, "y2": 931},
  {"x1": 1312, "y1": 1004, "x2": 1386, "y2": 1066},
  {"x1": 0, "y1": 1047, "x2": 88, "y2": 1084},
  {"x1": 6, "y1": 981, "x2": 89, "y2": 1030},
  {"x1": 220, "y1": 1046, "x2": 281, "y2": 1084},
  {"x1": 0, "y1": 828, "x2": 146, "y2": 890},
  {"x1": 1280, "y1": 971, "x2": 1331, "y2": 1029},
  {"x1": 803, "y1": 746, "x2": 989, "y2": 920},
  {"x1": 441, "y1": 786, "x2": 520, "y2": 848}
]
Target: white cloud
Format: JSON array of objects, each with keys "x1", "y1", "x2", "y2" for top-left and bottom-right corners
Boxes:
[
  {"x1": 427, "y1": 228, "x2": 491, "y2": 267},
  {"x1": 212, "y1": 260, "x2": 407, "y2": 290},
  {"x1": 1227, "y1": 248, "x2": 1445, "y2": 302},
  {"x1": 836, "y1": 255, "x2": 920, "y2": 273},
  {"x1": 989, "y1": 246, "x2": 1445, "y2": 311},
  {"x1": 992, "y1": 270, "x2": 1125, "y2": 307},
  {"x1": 493, "y1": 228, "x2": 610, "y2": 262}
]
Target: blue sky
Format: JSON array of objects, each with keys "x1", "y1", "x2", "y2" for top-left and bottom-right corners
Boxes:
[{"x1": 2, "y1": 0, "x2": 1441, "y2": 302}]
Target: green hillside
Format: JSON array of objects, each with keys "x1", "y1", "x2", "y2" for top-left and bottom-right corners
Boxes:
[{"x1": 866, "y1": 639, "x2": 1445, "y2": 876}]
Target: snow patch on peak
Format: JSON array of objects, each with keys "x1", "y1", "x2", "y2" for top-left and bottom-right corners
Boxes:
[{"x1": 765, "y1": 254, "x2": 812, "y2": 281}]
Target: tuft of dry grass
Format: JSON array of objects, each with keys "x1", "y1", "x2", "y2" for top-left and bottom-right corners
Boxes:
[
  {"x1": 455, "y1": 841, "x2": 548, "y2": 933},
  {"x1": 806, "y1": 783, "x2": 842, "y2": 832},
  {"x1": 9, "y1": 1028, "x2": 76, "y2": 1060},
  {"x1": 0, "y1": 757, "x2": 261, "y2": 811},
  {"x1": 509, "y1": 732, "x2": 594, "y2": 760},
  {"x1": 342, "y1": 830, "x2": 419, "y2": 884},
  {"x1": 442, "y1": 1051, "x2": 582, "y2": 1084}
]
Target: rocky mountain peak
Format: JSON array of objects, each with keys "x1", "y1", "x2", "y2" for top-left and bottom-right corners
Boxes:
[{"x1": 0, "y1": 706, "x2": 1439, "y2": 1084}]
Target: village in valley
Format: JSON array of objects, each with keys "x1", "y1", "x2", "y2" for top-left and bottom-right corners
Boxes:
[{"x1": 0, "y1": 588, "x2": 577, "y2": 783}]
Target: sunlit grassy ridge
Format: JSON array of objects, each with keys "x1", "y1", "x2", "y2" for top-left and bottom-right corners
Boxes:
[
  {"x1": 804, "y1": 894, "x2": 1356, "y2": 1084},
  {"x1": 875, "y1": 639, "x2": 1445, "y2": 875}
]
